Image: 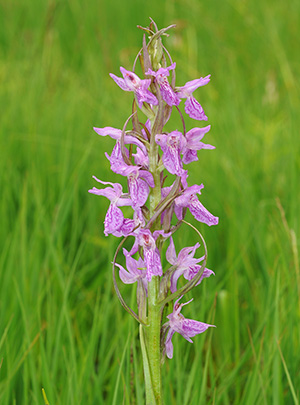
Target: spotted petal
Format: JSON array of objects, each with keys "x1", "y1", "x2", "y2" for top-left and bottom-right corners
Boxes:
[
  {"x1": 104, "y1": 204, "x2": 124, "y2": 236},
  {"x1": 188, "y1": 196, "x2": 219, "y2": 226},
  {"x1": 184, "y1": 97, "x2": 208, "y2": 121}
]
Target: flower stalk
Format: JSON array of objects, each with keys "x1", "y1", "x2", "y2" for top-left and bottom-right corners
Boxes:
[
  {"x1": 146, "y1": 276, "x2": 163, "y2": 403},
  {"x1": 89, "y1": 19, "x2": 218, "y2": 404}
]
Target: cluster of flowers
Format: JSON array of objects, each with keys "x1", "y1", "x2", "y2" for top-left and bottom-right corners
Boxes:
[{"x1": 89, "y1": 22, "x2": 218, "y2": 359}]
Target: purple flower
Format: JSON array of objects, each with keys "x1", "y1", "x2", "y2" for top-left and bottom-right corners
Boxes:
[
  {"x1": 133, "y1": 206, "x2": 146, "y2": 228},
  {"x1": 166, "y1": 237, "x2": 214, "y2": 293},
  {"x1": 155, "y1": 131, "x2": 186, "y2": 176},
  {"x1": 182, "y1": 126, "x2": 215, "y2": 164},
  {"x1": 164, "y1": 297, "x2": 215, "y2": 359},
  {"x1": 131, "y1": 229, "x2": 163, "y2": 281},
  {"x1": 103, "y1": 141, "x2": 154, "y2": 209},
  {"x1": 177, "y1": 75, "x2": 211, "y2": 120},
  {"x1": 110, "y1": 166, "x2": 153, "y2": 212},
  {"x1": 88, "y1": 177, "x2": 133, "y2": 236},
  {"x1": 122, "y1": 166, "x2": 155, "y2": 209},
  {"x1": 111, "y1": 218, "x2": 136, "y2": 238},
  {"x1": 110, "y1": 67, "x2": 158, "y2": 108},
  {"x1": 114, "y1": 248, "x2": 148, "y2": 293},
  {"x1": 146, "y1": 63, "x2": 180, "y2": 106},
  {"x1": 93, "y1": 126, "x2": 147, "y2": 155},
  {"x1": 105, "y1": 141, "x2": 129, "y2": 174},
  {"x1": 174, "y1": 184, "x2": 219, "y2": 226},
  {"x1": 133, "y1": 147, "x2": 149, "y2": 168}
]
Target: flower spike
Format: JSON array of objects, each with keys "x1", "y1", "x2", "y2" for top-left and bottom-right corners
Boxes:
[{"x1": 89, "y1": 20, "x2": 218, "y2": 402}]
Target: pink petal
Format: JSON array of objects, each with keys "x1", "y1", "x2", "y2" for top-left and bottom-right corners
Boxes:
[
  {"x1": 115, "y1": 263, "x2": 138, "y2": 284},
  {"x1": 189, "y1": 197, "x2": 219, "y2": 226},
  {"x1": 160, "y1": 80, "x2": 181, "y2": 106},
  {"x1": 139, "y1": 170, "x2": 154, "y2": 187},
  {"x1": 182, "y1": 319, "x2": 215, "y2": 337},
  {"x1": 119, "y1": 67, "x2": 142, "y2": 90},
  {"x1": 109, "y1": 73, "x2": 130, "y2": 91},
  {"x1": 185, "y1": 126, "x2": 211, "y2": 149},
  {"x1": 136, "y1": 88, "x2": 158, "y2": 107},
  {"x1": 178, "y1": 75, "x2": 211, "y2": 95},
  {"x1": 93, "y1": 126, "x2": 122, "y2": 139},
  {"x1": 104, "y1": 205, "x2": 124, "y2": 236},
  {"x1": 165, "y1": 329, "x2": 175, "y2": 359},
  {"x1": 170, "y1": 268, "x2": 185, "y2": 293},
  {"x1": 182, "y1": 149, "x2": 198, "y2": 164},
  {"x1": 184, "y1": 97, "x2": 208, "y2": 121},
  {"x1": 166, "y1": 237, "x2": 177, "y2": 265}
]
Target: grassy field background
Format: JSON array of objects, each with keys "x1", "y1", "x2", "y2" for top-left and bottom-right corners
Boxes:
[{"x1": 0, "y1": 0, "x2": 299, "y2": 403}]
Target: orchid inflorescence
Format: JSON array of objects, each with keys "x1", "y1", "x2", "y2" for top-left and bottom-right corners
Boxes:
[{"x1": 89, "y1": 18, "x2": 218, "y2": 402}]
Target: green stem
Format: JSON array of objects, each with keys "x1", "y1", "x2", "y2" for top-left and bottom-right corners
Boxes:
[
  {"x1": 139, "y1": 325, "x2": 156, "y2": 405},
  {"x1": 145, "y1": 277, "x2": 163, "y2": 404},
  {"x1": 141, "y1": 116, "x2": 163, "y2": 404}
]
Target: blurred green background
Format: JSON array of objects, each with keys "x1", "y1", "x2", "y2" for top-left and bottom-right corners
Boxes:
[{"x1": 0, "y1": 0, "x2": 299, "y2": 403}]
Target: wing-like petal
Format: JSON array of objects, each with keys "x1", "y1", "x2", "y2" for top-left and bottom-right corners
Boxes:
[
  {"x1": 177, "y1": 75, "x2": 211, "y2": 95},
  {"x1": 166, "y1": 237, "x2": 177, "y2": 266},
  {"x1": 182, "y1": 319, "x2": 215, "y2": 338},
  {"x1": 109, "y1": 73, "x2": 130, "y2": 91},
  {"x1": 115, "y1": 263, "x2": 139, "y2": 284},
  {"x1": 165, "y1": 329, "x2": 175, "y2": 359}
]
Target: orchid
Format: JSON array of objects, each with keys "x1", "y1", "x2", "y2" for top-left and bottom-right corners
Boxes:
[
  {"x1": 177, "y1": 75, "x2": 211, "y2": 120},
  {"x1": 110, "y1": 67, "x2": 158, "y2": 108},
  {"x1": 146, "y1": 63, "x2": 180, "y2": 106},
  {"x1": 130, "y1": 228, "x2": 164, "y2": 281},
  {"x1": 155, "y1": 130, "x2": 186, "y2": 176},
  {"x1": 174, "y1": 184, "x2": 219, "y2": 226},
  {"x1": 106, "y1": 151, "x2": 154, "y2": 208},
  {"x1": 88, "y1": 177, "x2": 133, "y2": 236},
  {"x1": 164, "y1": 297, "x2": 215, "y2": 359},
  {"x1": 93, "y1": 125, "x2": 147, "y2": 153},
  {"x1": 105, "y1": 141, "x2": 128, "y2": 174},
  {"x1": 166, "y1": 237, "x2": 214, "y2": 292},
  {"x1": 133, "y1": 147, "x2": 149, "y2": 168},
  {"x1": 123, "y1": 166, "x2": 154, "y2": 209},
  {"x1": 182, "y1": 125, "x2": 215, "y2": 164},
  {"x1": 89, "y1": 20, "x2": 218, "y2": 404},
  {"x1": 115, "y1": 248, "x2": 148, "y2": 292}
]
